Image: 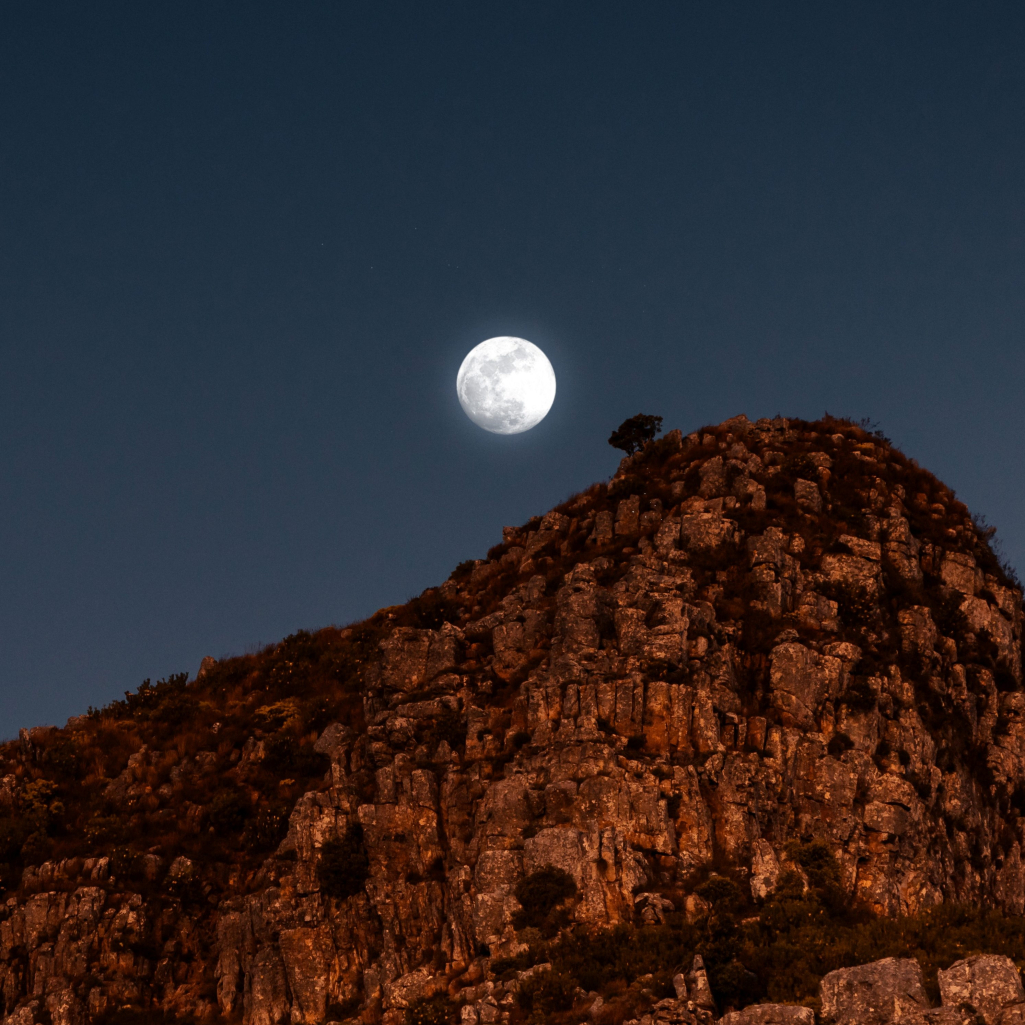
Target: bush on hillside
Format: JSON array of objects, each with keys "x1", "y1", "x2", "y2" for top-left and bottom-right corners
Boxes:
[
  {"x1": 513, "y1": 866, "x2": 578, "y2": 936},
  {"x1": 500, "y1": 841, "x2": 1025, "y2": 1016},
  {"x1": 408, "y1": 995, "x2": 453, "y2": 1025},
  {"x1": 119, "y1": 673, "x2": 191, "y2": 721},
  {"x1": 208, "y1": 788, "x2": 251, "y2": 836},
  {"x1": 263, "y1": 734, "x2": 329, "y2": 778},
  {"x1": 84, "y1": 815, "x2": 128, "y2": 846},
  {"x1": 243, "y1": 804, "x2": 290, "y2": 852},
  {"x1": 317, "y1": 824, "x2": 369, "y2": 899},
  {"x1": 517, "y1": 968, "x2": 576, "y2": 1019},
  {"x1": 426, "y1": 708, "x2": 466, "y2": 751}
]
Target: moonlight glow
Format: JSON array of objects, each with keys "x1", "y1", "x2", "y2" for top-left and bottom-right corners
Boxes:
[{"x1": 456, "y1": 337, "x2": 556, "y2": 434}]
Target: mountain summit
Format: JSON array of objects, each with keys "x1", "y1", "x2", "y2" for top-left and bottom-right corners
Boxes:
[{"x1": 3, "y1": 415, "x2": 1025, "y2": 1025}]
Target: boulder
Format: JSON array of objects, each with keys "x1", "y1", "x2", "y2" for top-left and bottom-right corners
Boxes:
[
  {"x1": 687, "y1": 955, "x2": 716, "y2": 1013},
  {"x1": 719, "y1": 1005, "x2": 815, "y2": 1024},
  {"x1": 592, "y1": 509, "x2": 614, "y2": 543},
  {"x1": 941, "y1": 552, "x2": 980, "y2": 595},
  {"x1": 625, "y1": 994, "x2": 704, "y2": 1023},
  {"x1": 899, "y1": 606, "x2": 938, "y2": 657},
  {"x1": 750, "y1": 839, "x2": 780, "y2": 900},
  {"x1": 819, "y1": 957, "x2": 929, "y2": 1025},
  {"x1": 938, "y1": 955, "x2": 1025, "y2": 1025},
  {"x1": 680, "y1": 506, "x2": 737, "y2": 551},
  {"x1": 769, "y1": 642, "x2": 841, "y2": 727},
  {"x1": 794, "y1": 478, "x2": 822, "y2": 512},
  {"x1": 616, "y1": 495, "x2": 641, "y2": 536},
  {"x1": 896, "y1": 1011, "x2": 980, "y2": 1025}
]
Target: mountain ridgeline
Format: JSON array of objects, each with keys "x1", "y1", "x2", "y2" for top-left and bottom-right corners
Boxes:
[{"x1": 2, "y1": 414, "x2": 1025, "y2": 1025}]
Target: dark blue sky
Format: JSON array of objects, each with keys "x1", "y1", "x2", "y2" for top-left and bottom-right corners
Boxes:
[{"x1": 1, "y1": 2, "x2": 1023, "y2": 733}]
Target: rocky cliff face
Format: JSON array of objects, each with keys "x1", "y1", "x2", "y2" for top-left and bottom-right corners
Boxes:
[{"x1": 0, "y1": 414, "x2": 1023, "y2": 1025}]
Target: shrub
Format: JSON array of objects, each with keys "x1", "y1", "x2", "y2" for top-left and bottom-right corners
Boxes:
[
  {"x1": 324, "y1": 1001, "x2": 360, "y2": 1022},
  {"x1": 517, "y1": 969, "x2": 576, "y2": 1017},
  {"x1": 300, "y1": 696, "x2": 342, "y2": 735},
  {"x1": 263, "y1": 631, "x2": 328, "y2": 694},
  {"x1": 23, "y1": 779, "x2": 59, "y2": 821},
  {"x1": 427, "y1": 709, "x2": 466, "y2": 751},
  {"x1": 41, "y1": 735, "x2": 79, "y2": 777},
  {"x1": 842, "y1": 677, "x2": 878, "y2": 712},
  {"x1": 787, "y1": 839, "x2": 842, "y2": 891},
  {"x1": 695, "y1": 875, "x2": 744, "y2": 914},
  {"x1": 263, "y1": 734, "x2": 329, "y2": 778},
  {"x1": 19, "y1": 830, "x2": 51, "y2": 865},
  {"x1": 255, "y1": 699, "x2": 304, "y2": 732},
  {"x1": 490, "y1": 952, "x2": 533, "y2": 981},
  {"x1": 110, "y1": 846, "x2": 144, "y2": 883},
  {"x1": 243, "y1": 804, "x2": 290, "y2": 852},
  {"x1": 404, "y1": 590, "x2": 460, "y2": 630},
  {"x1": 779, "y1": 453, "x2": 818, "y2": 482},
  {"x1": 827, "y1": 732, "x2": 855, "y2": 757},
  {"x1": 318, "y1": 824, "x2": 369, "y2": 899},
  {"x1": 963, "y1": 742, "x2": 996, "y2": 790},
  {"x1": 910, "y1": 771, "x2": 934, "y2": 800},
  {"x1": 0, "y1": 816, "x2": 30, "y2": 862},
  {"x1": 0, "y1": 863, "x2": 16, "y2": 892},
  {"x1": 934, "y1": 594, "x2": 968, "y2": 639},
  {"x1": 85, "y1": 815, "x2": 128, "y2": 846},
  {"x1": 119, "y1": 673, "x2": 190, "y2": 721},
  {"x1": 450, "y1": 559, "x2": 477, "y2": 581},
  {"x1": 708, "y1": 959, "x2": 761, "y2": 1008},
  {"x1": 208, "y1": 788, "x2": 251, "y2": 836},
  {"x1": 99, "y1": 1011, "x2": 184, "y2": 1025},
  {"x1": 407, "y1": 994, "x2": 453, "y2": 1025},
  {"x1": 151, "y1": 690, "x2": 196, "y2": 730},
  {"x1": 513, "y1": 865, "x2": 577, "y2": 936},
  {"x1": 995, "y1": 669, "x2": 1019, "y2": 692},
  {"x1": 831, "y1": 583, "x2": 877, "y2": 627}
]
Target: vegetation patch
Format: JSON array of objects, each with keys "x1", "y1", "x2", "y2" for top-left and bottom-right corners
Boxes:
[
  {"x1": 517, "y1": 968, "x2": 577, "y2": 1021},
  {"x1": 500, "y1": 843, "x2": 1025, "y2": 1021},
  {"x1": 208, "y1": 787, "x2": 252, "y2": 836},
  {"x1": 513, "y1": 865, "x2": 578, "y2": 937},
  {"x1": 408, "y1": 994, "x2": 454, "y2": 1025},
  {"x1": 318, "y1": 823, "x2": 370, "y2": 899}
]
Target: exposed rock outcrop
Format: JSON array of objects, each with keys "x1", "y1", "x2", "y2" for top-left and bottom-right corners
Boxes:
[
  {"x1": 938, "y1": 955, "x2": 1025, "y2": 1025},
  {"x1": 819, "y1": 958, "x2": 930, "y2": 1025},
  {"x1": 0, "y1": 415, "x2": 1022, "y2": 1024},
  {"x1": 625, "y1": 954, "x2": 1024, "y2": 1025}
]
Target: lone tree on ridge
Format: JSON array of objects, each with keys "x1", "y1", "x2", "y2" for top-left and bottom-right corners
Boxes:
[{"x1": 608, "y1": 414, "x2": 663, "y2": 455}]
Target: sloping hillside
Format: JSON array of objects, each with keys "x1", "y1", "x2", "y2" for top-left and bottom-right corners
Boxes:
[{"x1": 2, "y1": 414, "x2": 1024, "y2": 1025}]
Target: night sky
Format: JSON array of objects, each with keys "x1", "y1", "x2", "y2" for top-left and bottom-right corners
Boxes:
[{"x1": 2, "y1": 3, "x2": 1024, "y2": 733}]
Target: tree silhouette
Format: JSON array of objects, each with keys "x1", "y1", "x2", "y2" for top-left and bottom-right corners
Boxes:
[{"x1": 608, "y1": 414, "x2": 663, "y2": 455}]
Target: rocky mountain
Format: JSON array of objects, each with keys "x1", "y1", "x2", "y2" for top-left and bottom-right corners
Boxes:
[{"x1": 1, "y1": 414, "x2": 1024, "y2": 1025}]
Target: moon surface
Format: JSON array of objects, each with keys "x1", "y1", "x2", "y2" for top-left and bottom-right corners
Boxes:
[{"x1": 456, "y1": 337, "x2": 556, "y2": 434}]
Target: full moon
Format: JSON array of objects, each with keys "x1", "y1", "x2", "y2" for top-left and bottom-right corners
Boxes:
[{"x1": 456, "y1": 337, "x2": 556, "y2": 434}]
